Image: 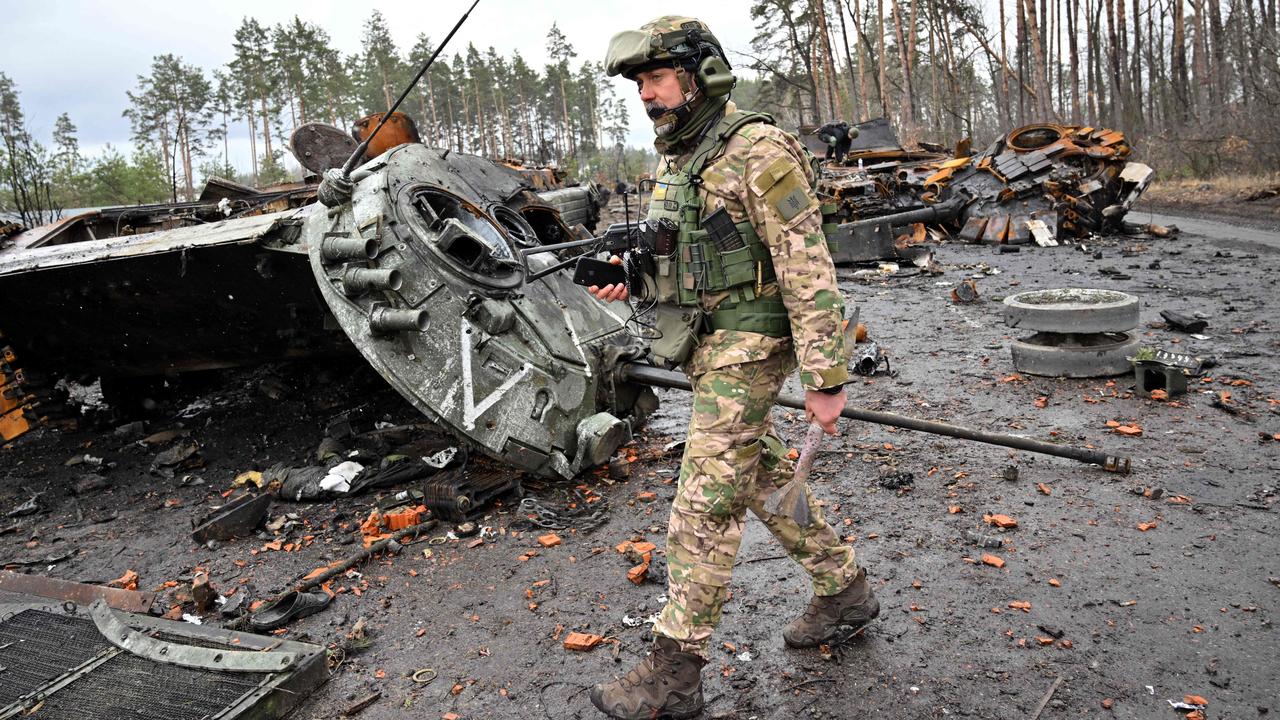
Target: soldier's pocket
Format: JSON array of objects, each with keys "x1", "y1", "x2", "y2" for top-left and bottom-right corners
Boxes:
[
  {"x1": 679, "y1": 440, "x2": 763, "y2": 518},
  {"x1": 758, "y1": 433, "x2": 795, "y2": 489}
]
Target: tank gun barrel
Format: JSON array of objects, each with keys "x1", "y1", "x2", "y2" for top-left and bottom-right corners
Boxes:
[
  {"x1": 839, "y1": 195, "x2": 966, "y2": 230},
  {"x1": 620, "y1": 363, "x2": 1131, "y2": 474}
]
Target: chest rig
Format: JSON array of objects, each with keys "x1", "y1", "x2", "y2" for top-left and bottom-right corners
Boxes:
[{"x1": 644, "y1": 111, "x2": 792, "y2": 366}]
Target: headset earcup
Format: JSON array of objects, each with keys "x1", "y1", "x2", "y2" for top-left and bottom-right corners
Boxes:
[{"x1": 697, "y1": 56, "x2": 736, "y2": 98}]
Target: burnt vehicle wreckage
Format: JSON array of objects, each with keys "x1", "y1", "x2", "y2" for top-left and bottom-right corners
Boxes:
[
  {"x1": 802, "y1": 117, "x2": 1158, "y2": 264},
  {"x1": 0, "y1": 116, "x2": 1140, "y2": 479}
]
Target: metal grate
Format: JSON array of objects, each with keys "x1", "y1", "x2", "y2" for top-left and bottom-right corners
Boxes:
[
  {"x1": 0, "y1": 606, "x2": 324, "y2": 719},
  {"x1": 27, "y1": 650, "x2": 269, "y2": 720},
  {"x1": 0, "y1": 610, "x2": 113, "y2": 707}
]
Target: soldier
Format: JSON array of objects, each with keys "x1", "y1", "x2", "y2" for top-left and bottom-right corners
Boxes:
[{"x1": 588, "y1": 16, "x2": 880, "y2": 719}]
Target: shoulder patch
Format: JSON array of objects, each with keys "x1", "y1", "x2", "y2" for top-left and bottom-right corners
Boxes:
[{"x1": 749, "y1": 157, "x2": 794, "y2": 196}]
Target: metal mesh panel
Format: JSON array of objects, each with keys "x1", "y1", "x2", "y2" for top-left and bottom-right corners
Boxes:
[
  {"x1": 28, "y1": 651, "x2": 269, "y2": 720},
  {"x1": 0, "y1": 610, "x2": 113, "y2": 706}
]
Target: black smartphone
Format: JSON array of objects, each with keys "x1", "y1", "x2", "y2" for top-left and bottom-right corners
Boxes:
[{"x1": 572, "y1": 257, "x2": 627, "y2": 288}]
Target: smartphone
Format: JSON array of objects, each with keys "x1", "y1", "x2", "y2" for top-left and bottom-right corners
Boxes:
[{"x1": 572, "y1": 257, "x2": 627, "y2": 288}]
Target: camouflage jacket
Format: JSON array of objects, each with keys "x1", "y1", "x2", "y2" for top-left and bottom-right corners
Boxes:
[{"x1": 658, "y1": 102, "x2": 851, "y2": 391}]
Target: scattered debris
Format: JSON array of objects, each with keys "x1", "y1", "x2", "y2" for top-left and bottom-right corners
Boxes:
[
  {"x1": 962, "y1": 530, "x2": 1004, "y2": 548},
  {"x1": 951, "y1": 279, "x2": 980, "y2": 303},
  {"x1": 6, "y1": 493, "x2": 42, "y2": 517},
  {"x1": 343, "y1": 691, "x2": 382, "y2": 717},
  {"x1": 191, "y1": 492, "x2": 272, "y2": 543},
  {"x1": 1160, "y1": 309, "x2": 1209, "y2": 334},
  {"x1": 248, "y1": 590, "x2": 332, "y2": 632}
]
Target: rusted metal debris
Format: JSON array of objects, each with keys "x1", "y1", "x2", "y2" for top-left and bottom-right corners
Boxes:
[
  {"x1": 807, "y1": 118, "x2": 1155, "y2": 261},
  {"x1": 0, "y1": 337, "x2": 38, "y2": 442},
  {"x1": 0, "y1": 569, "x2": 157, "y2": 613}
]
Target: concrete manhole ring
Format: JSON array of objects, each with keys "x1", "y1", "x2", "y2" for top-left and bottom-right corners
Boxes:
[
  {"x1": 1003, "y1": 288, "x2": 1139, "y2": 333},
  {"x1": 1010, "y1": 331, "x2": 1140, "y2": 377}
]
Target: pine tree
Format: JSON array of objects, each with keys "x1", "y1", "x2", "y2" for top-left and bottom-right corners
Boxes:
[{"x1": 1, "y1": 72, "x2": 57, "y2": 225}]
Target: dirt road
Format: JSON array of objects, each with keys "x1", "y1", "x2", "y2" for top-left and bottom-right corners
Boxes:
[{"x1": 0, "y1": 211, "x2": 1275, "y2": 719}]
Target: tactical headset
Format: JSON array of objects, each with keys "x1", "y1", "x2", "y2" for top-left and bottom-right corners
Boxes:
[{"x1": 666, "y1": 27, "x2": 735, "y2": 98}]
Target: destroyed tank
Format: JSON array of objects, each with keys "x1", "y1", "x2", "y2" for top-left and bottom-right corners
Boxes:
[
  {"x1": 0, "y1": 135, "x2": 651, "y2": 474},
  {"x1": 302, "y1": 143, "x2": 653, "y2": 479}
]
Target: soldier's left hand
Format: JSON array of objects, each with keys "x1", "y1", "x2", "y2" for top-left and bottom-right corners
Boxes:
[{"x1": 804, "y1": 388, "x2": 845, "y2": 435}]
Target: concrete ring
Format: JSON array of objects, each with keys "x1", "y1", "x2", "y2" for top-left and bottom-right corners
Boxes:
[
  {"x1": 1010, "y1": 331, "x2": 1140, "y2": 378},
  {"x1": 1003, "y1": 288, "x2": 1139, "y2": 333}
]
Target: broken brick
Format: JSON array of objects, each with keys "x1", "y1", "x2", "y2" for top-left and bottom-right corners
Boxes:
[
  {"x1": 563, "y1": 632, "x2": 604, "y2": 651},
  {"x1": 1184, "y1": 695, "x2": 1208, "y2": 707},
  {"x1": 1036, "y1": 483, "x2": 1052, "y2": 495},
  {"x1": 537, "y1": 533, "x2": 562, "y2": 548},
  {"x1": 983, "y1": 513, "x2": 1019, "y2": 529},
  {"x1": 107, "y1": 569, "x2": 139, "y2": 591},
  {"x1": 1008, "y1": 600, "x2": 1031, "y2": 612},
  {"x1": 981, "y1": 554, "x2": 1005, "y2": 568},
  {"x1": 1137, "y1": 521, "x2": 1158, "y2": 532}
]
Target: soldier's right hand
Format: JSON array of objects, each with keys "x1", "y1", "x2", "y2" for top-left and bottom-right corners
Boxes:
[{"x1": 589, "y1": 256, "x2": 629, "y2": 302}]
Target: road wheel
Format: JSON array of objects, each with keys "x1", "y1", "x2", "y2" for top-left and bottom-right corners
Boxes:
[
  {"x1": 1010, "y1": 331, "x2": 1139, "y2": 378},
  {"x1": 1003, "y1": 288, "x2": 1139, "y2": 333}
]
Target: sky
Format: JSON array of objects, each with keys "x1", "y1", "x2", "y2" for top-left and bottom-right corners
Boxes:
[{"x1": 0, "y1": 0, "x2": 762, "y2": 176}]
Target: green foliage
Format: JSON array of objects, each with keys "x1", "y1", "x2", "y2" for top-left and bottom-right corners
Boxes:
[
  {"x1": 0, "y1": 72, "x2": 57, "y2": 225},
  {"x1": 257, "y1": 151, "x2": 293, "y2": 187}
]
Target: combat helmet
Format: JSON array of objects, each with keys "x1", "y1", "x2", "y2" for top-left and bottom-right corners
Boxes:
[{"x1": 604, "y1": 16, "x2": 735, "y2": 98}]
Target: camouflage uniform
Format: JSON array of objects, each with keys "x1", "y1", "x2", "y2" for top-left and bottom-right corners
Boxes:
[{"x1": 649, "y1": 100, "x2": 859, "y2": 657}]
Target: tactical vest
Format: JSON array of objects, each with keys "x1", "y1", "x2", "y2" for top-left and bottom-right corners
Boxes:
[{"x1": 645, "y1": 111, "x2": 791, "y2": 367}]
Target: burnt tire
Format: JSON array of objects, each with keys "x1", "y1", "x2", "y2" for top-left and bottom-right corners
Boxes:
[
  {"x1": 1003, "y1": 288, "x2": 1139, "y2": 333},
  {"x1": 1010, "y1": 331, "x2": 1139, "y2": 378}
]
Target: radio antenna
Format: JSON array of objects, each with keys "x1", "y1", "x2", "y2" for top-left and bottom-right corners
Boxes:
[{"x1": 341, "y1": 0, "x2": 481, "y2": 177}]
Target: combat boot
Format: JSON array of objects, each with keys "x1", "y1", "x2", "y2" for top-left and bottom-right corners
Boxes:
[
  {"x1": 783, "y1": 567, "x2": 880, "y2": 648},
  {"x1": 589, "y1": 636, "x2": 707, "y2": 719}
]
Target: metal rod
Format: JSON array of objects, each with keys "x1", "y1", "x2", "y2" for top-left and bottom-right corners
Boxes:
[
  {"x1": 341, "y1": 0, "x2": 481, "y2": 177},
  {"x1": 521, "y1": 235, "x2": 602, "y2": 257},
  {"x1": 621, "y1": 363, "x2": 1131, "y2": 473},
  {"x1": 527, "y1": 254, "x2": 580, "y2": 282}
]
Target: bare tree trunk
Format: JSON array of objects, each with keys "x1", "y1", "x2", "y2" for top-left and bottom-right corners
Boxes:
[
  {"x1": 1103, "y1": 0, "x2": 1122, "y2": 124},
  {"x1": 891, "y1": 0, "x2": 916, "y2": 133},
  {"x1": 259, "y1": 95, "x2": 273, "y2": 166},
  {"x1": 1190, "y1": 0, "x2": 1210, "y2": 116},
  {"x1": 1130, "y1": 0, "x2": 1144, "y2": 129},
  {"x1": 1000, "y1": 0, "x2": 1013, "y2": 127},
  {"x1": 846, "y1": 0, "x2": 874, "y2": 118},
  {"x1": 1171, "y1": 0, "x2": 1190, "y2": 121},
  {"x1": 814, "y1": 0, "x2": 844, "y2": 117},
  {"x1": 1023, "y1": 0, "x2": 1056, "y2": 119},
  {"x1": 1016, "y1": 0, "x2": 1028, "y2": 123},
  {"x1": 245, "y1": 104, "x2": 259, "y2": 186},
  {"x1": 928, "y1": 17, "x2": 940, "y2": 134},
  {"x1": 1207, "y1": 0, "x2": 1226, "y2": 105},
  {"x1": 1115, "y1": 0, "x2": 1129, "y2": 126},
  {"x1": 877, "y1": 0, "x2": 891, "y2": 119},
  {"x1": 836, "y1": 0, "x2": 861, "y2": 117},
  {"x1": 1068, "y1": 0, "x2": 1080, "y2": 122}
]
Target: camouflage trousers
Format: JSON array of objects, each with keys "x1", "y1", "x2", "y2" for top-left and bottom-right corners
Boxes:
[{"x1": 652, "y1": 352, "x2": 859, "y2": 657}]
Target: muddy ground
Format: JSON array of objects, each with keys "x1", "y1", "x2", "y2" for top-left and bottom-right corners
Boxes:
[{"x1": 1, "y1": 207, "x2": 1276, "y2": 720}]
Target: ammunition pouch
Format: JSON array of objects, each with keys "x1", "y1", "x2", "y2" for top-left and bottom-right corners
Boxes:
[{"x1": 650, "y1": 304, "x2": 704, "y2": 368}]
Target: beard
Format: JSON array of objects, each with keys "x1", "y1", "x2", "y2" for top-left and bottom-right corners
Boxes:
[{"x1": 645, "y1": 100, "x2": 680, "y2": 137}]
